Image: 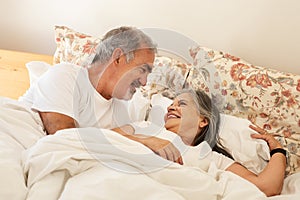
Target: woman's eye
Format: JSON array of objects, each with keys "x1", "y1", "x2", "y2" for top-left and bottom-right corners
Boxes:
[{"x1": 178, "y1": 102, "x2": 187, "y2": 106}]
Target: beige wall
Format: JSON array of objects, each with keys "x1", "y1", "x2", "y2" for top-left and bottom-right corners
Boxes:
[{"x1": 0, "y1": 0, "x2": 299, "y2": 74}]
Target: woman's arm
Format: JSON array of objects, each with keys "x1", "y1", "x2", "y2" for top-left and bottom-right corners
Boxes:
[
  {"x1": 112, "y1": 125, "x2": 183, "y2": 165},
  {"x1": 226, "y1": 124, "x2": 286, "y2": 197}
]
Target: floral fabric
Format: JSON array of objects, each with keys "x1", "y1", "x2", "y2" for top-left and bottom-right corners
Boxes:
[
  {"x1": 141, "y1": 56, "x2": 191, "y2": 100},
  {"x1": 186, "y1": 46, "x2": 300, "y2": 175},
  {"x1": 53, "y1": 26, "x2": 101, "y2": 67}
]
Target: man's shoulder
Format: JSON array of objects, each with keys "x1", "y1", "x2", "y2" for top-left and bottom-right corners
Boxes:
[
  {"x1": 48, "y1": 62, "x2": 87, "y2": 80},
  {"x1": 53, "y1": 62, "x2": 83, "y2": 72}
]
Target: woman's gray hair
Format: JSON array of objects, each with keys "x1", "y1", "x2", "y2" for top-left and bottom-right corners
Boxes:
[
  {"x1": 91, "y1": 26, "x2": 157, "y2": 65},
  {"x1": 177, "y1": 89, "x2": 232, "y2": 159},
  {"x1": 178, "y1": 89, "x2": 220, "y2": 147}
]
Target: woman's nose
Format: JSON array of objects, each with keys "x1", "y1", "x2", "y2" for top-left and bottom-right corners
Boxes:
[{"x1": 167, "y1": 104, "x2": 176, "y2": 111}]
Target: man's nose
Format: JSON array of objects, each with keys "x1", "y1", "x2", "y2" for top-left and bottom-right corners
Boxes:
[{"x1": 139, "y1": 74, "x2": 148, "y2": 86}]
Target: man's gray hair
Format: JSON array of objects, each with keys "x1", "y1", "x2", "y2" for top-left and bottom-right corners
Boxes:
[{"x1": 91, "y1": 26, "x2": 157, "y2": 64}]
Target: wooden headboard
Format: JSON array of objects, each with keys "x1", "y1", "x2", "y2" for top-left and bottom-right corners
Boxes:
[{"x1": 0, "y1": 49, "x2": 53, "y2": 99}]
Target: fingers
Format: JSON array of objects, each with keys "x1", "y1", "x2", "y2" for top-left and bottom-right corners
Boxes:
[
  {"x1": 176, "y1": 156, "x2": 183, "y2": 165},
  {"x1": 250, "y1": 133, "x2": 269, "y2": 140},
  {"x1": 249, "y1": 123, "x2": 283, "y2": 150},
  {"x1": 157, "y1": 143, "x2": 183, "y2": 165},
  {"x1": 251, "y1": 133, "x2": 283, "y2": 150},
  {"x1": 157, "y1": 148, "x2": 168, "y2": 161},
  {"x1": 146, "y1": 137, "x2": 183, "y2": 165},
  {"x1": 165, "y1": 144, "x2": 183, "y2": 165},
  {"x1": 249, "y1": 124, "x2": 268, "y2": 135},
  {"x1": 250, "y1": 133, "x2": 270, "y2": 146}
]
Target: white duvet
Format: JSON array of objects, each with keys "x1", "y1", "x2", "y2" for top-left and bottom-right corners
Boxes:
[
  {"x1": 0, "y1": 97, "x2": 299, "y2": 200},
  {"x1": 22, "y1": 127, "x2": 265, "y2": 200}
]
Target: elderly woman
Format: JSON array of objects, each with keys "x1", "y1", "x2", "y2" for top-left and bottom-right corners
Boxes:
[{"x1": 113, "y1": 89, "x2": 286, "y2": 197}]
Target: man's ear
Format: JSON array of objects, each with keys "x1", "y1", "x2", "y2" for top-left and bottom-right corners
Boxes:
[
  {"x1": 198, "y1": 117, "x2": 208, "y2": 128},
  {"x1": 112, "y1": 48, "x2": 123, "y2": 64}
]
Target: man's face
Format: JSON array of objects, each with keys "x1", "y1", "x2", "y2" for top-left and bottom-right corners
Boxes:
[{"x1": 112, "y1": 48, "x2": 155, "y2": 100}]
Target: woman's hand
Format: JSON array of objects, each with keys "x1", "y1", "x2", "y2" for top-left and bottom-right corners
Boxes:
[
  {"x1": 138, "y1": 135, "x2": 183, "y2": 165},
  {"x1": 249, "y1": 124, "x2": 282, "y2": 151}
]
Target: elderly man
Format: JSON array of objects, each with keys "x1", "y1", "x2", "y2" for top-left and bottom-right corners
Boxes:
[
  {"x1": 20, "y1": 26, "x2": 156, "y2": 134},
  {"x1": 0, "y1": 26, "x2": 159, "y2": 199}
]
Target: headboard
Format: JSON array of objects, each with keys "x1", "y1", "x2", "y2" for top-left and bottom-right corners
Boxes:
[{"x1": 0, "y1": 49, "x2": 53, "y2": 99}]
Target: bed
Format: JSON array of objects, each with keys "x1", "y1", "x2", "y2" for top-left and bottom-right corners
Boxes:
[{"x1": 0, "y1": 26, "x2": 299, "y2": 200}]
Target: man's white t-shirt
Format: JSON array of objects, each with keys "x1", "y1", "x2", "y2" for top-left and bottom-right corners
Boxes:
[
  {"x1": 20, "y1": 63, "x2": 131, "y2": 129},
  {"x1": 131, "y1": 121, "x2": 234, "y2": 171}
]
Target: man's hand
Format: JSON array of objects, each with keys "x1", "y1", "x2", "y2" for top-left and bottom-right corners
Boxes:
[{"x1": 137, "y1": 135, "x2": 183, "y2": 165}]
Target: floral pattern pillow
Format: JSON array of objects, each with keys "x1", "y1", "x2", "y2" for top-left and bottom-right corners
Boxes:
[
  {"x1": 140, "y1": 56, "x2": 191, "y2": 100},
  {"x1": 53, "y1": 26, "x2": 101, "y2": 67},
  {"x1": 187, "y1": 46, "x2": 300, "y2": 175}
]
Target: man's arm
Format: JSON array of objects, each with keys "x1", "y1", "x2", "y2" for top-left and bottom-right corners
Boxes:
[
  {"x1": 39, "y1": 112, "x2": 77, "y2": 135},
  {"x1": 112, "y1": 125, "x2": 183, "y2": 165}
]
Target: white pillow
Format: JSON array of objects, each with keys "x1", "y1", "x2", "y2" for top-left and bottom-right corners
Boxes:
[
  {"x1": 147, "y1": 94, "x2": 270, "y2": 174},
  {"x1": 148, "y1": 93, "x2": 173, "y2": 126},
  {"x1": 25, "y1": 61, "x2": 51, "y2": 85},
  {"x1": 127, "y1": 89, "x2": 151, "y2": 122},
  {"x1": 219, "y1": 114, "x2": 269, "y2": 174}
]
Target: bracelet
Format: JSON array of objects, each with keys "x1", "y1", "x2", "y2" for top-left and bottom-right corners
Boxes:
[{"x1": 270, "y1": 148, "x2": 287, "y2": 157}]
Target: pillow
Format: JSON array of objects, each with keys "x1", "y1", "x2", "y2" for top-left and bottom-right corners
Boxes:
[
  {"x1": 218, "y1": 114, "x2": 269, "y2": 174},
  {"x1": 147, "y1": 93, "x2": 173, "y2": 126},
  {"x1": 53, "y1": 25, "x2": 101, "y2": 66},
  {"x1": 146, "y1": 94, "x2": 270, "y2": 174},
  {"x1": 187, "y1": 45, "x2": 300, "y2": 175},
  {"x1": 127, "y1": 89, "x2": 151, "y2": 122},
  {"x1": 141, "y1": 55, "x2": 191, "y2": 100},
  {"x1": 25, "y1": 61, "x2": 51, "y2": 85}
]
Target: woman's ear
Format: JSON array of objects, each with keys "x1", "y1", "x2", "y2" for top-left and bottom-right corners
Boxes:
[
  {"x1": 112, "y1": 48, "x2": 123, "y2": 65},
  {"x1": 198, "y1": 117, "x2": 208, "y2": 128}
]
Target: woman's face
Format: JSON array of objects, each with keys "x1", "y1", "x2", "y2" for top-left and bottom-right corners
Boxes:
[{"x1": 164, "y1": 92, "x2": 208, "y2": 145}]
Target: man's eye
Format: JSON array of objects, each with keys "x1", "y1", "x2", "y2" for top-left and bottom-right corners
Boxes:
[
  {"x1": 138, "y1": 64, "x2": 152, "y2": 73},
  {"x1": 139, "y1": 67, "x2": 147, "y2": 73},
  {"x1": 146, "y1": 64, "x2": 153, "y2": 73}
]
